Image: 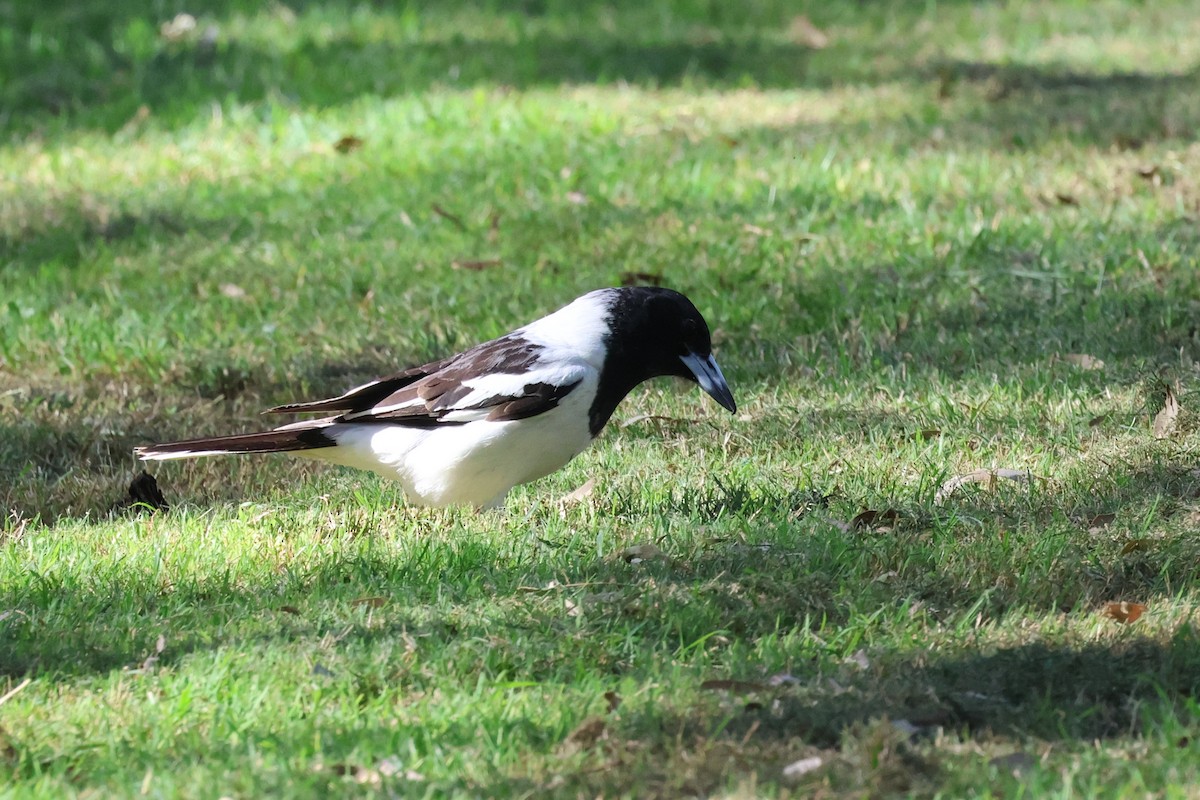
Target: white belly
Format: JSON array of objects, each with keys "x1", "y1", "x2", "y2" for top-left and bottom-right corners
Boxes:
[{"x1": 301, "y1": 387, "x2": 596, "y2": 509}]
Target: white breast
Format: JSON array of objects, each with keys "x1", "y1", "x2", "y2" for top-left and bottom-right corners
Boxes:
[{"x1": 303, "y1": 371, "x2": 598, "y2": 508}]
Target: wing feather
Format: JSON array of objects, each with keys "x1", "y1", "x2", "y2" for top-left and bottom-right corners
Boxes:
[{"x1": 271, "y1": 335, "x2": 587, "y2": 427}]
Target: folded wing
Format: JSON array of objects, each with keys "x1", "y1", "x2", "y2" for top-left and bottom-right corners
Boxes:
[{"x1": 272, "y1": 334, "x2": 585, "y2": 427}]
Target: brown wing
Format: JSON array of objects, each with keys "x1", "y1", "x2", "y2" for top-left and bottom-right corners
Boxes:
[
  {"x1": 263, "y1": 357, "x2": 452, "y2": 416},
  {"x1": 267, "y1": 335, "x2": 580, "y2": 427}
]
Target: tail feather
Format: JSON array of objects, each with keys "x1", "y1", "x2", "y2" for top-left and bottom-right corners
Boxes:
[{"x1": 136, "y1": 426, "x2": 337, "y2": 462}]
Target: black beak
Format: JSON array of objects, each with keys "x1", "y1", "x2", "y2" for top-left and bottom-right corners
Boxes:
[{"x1": 679, "y1": 352, "x2": 736, "y2": 413}]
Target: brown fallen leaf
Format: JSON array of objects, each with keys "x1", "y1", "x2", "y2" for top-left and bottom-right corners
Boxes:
[
  {"x1": 1120, "y1": 538, "x2": 1153, "y2": 555},
  {"x1": 351, "y1": 596, "x2": 387, "y2": 609},
  {"x1": 849, "y1": 509, "x2": 901, "y2": 532},
  {"x1": 622, "y1": 543, "x2": 665, "y2": 563},
  {"x1": 1101, "y1": 601, "x2": 1146, "y2": 623},
  {"x1": 1061, "y1": 353, "x2": 1104, "y2": 370},
  {"x1": 558, "y1": 478, "x2": 596, "y2": 505},
  {"x1": 700, "y1": 678, "x2": 768, "y2": 693},
  {"x1": 619, "y1": 271, "x2": 665, "y2": 287},
  {"x1": 1153, "y1": 383, "x2": 1180, "y2": 439},
  {"x1": 333, "y1": 135, "x2": 364, "y2": 154},
  {"x1": 934, "y1": 468, "x2": 1032, "y2": 504},
  {"x1": 451, "y1": 258, "x2": 502, "y2": 271},
  {"x1": 565, "y1": 717, "x2": 607, "y2": 749}
]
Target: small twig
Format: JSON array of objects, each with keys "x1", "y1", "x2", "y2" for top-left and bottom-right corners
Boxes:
[
  {"x1": 0, "y1": 678, "x2": 31, "y2": 707},
  {"x1": 431, "y1": 204, "x2": 467, "y2": 231}
]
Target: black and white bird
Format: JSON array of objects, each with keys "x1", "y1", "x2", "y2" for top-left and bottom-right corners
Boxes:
[{"x1": 136, "y1": 287, "x2": 736, "y2": 509}]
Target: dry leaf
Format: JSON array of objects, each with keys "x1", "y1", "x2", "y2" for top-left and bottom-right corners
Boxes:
[
  {"x1": 700, "y1": 678, "x2": 768, "y2": 693},
  {"x1": 786, "y1": 15, "x2": 829, "y2": 48},
  {"x1": 451, "y1": 258, "x2": 502, "y2": 271},
  {"x1": 333, "y1": 135, "x2": 364, "y2": 154},
  {"x1": 1062, "y1": 353, "x2": 1104, "y2": 370},
  {"x1": 782, "y1": 755, "x2": 823, "y2": 779},
  {"x1": 849, "y1": 509, "x2": 900, "y2": 531},
  {"x1": 619, "y1": 271, "x2": 665, "y2": 287},
  {"x1": 558, "y1": 478, "x2": 596, "y2": 505},
  {"x1": 1153, "y1": 383, "x2": 1180, "y2": 439},
  {"x1": 1101, "y1": 601, "x2": 1146, "y2": 623},
  {"x1": 351, "y1": 596, "x2": 387, "y2": 609},
  {"x1": 622, "y1": 543, "x2": 664, "y2": 563},
  {"x1": 565, "y1": 717, "x2": 607, "y2": 748},
  {"x1": 934, "y1": 468, "x2": 1032, "y2": 504},
  {"x1": 1120, "y1": 538, "x2": 1153, "y2": 555}
]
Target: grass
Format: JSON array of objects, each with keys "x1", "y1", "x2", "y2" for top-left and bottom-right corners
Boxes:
[{"x1": 3, "y1": 0, "x2": 1200, "y2": 796}]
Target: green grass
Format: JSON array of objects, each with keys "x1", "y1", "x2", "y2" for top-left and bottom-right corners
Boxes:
[{"x1": 4, "y1": 0, "x2": 1200, "y2": 796}]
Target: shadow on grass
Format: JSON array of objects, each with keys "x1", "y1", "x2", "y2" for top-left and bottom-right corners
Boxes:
[
  {"x1": 2, "y1": 524, "x2": 1197, "y2": 800},
  {"x1": 5, "y1": 1, "x2": 1199, "y2": 153}
]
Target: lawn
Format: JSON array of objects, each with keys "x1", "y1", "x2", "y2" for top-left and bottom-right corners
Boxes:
[{"x1": 3, "y1": 0, "x2": 1200, "y2": 796}]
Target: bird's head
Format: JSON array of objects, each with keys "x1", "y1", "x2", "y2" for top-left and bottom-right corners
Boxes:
[{"x1": 604, "y1": 286, "x2": 737, "y2": 414}]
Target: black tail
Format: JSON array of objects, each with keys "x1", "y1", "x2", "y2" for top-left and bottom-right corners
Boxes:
[{"x1": 136, "y1": 426, "x2": 336, "y2": 462}]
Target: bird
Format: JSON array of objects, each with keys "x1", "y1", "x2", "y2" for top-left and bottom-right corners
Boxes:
[{"x1": 136, "y1": 286, "x2": 736, "y2": 509}]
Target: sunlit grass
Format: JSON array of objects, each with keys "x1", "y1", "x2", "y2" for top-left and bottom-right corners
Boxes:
[{"x1": 3, "y1": 0, "x2": 1200, "y2": 797}]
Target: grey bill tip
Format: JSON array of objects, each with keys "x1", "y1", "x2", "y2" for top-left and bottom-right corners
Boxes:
[{"x1": 680, "y1": 351, "x2": 737, "y2": 413}]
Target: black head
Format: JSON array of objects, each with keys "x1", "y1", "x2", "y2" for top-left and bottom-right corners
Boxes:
[{"x1": 587, "y1": 286, "x2": 736, "y2": 434}]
